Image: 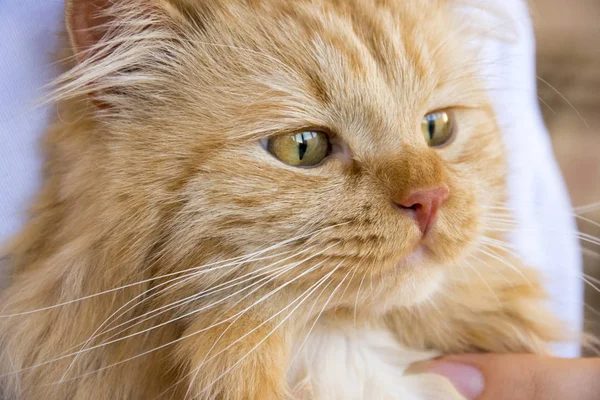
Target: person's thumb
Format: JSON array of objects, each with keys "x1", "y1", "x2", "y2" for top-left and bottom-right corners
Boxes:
[{"x1": 407, "y1": 354, "x2": 600, "y2": 400}]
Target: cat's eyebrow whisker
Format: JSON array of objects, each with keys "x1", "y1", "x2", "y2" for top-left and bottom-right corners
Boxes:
[
  {"x1": 194, "y1": 262, "x2": 349, "y2": 398},
  {"x1": 48, "y1": 245, "x2": 339, "y2": 384},
  {"x1": 428, "y1": 11, "x2": 526, "y2": 69},
  {"x1": 234, "y1": 88, "x2": 277, "y2": 123}
]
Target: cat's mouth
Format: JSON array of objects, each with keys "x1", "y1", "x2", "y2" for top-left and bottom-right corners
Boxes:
[{"x1": 385, "y1": 224, "x2": 467, "y2": 272}]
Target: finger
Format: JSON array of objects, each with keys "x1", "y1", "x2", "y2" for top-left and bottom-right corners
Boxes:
[{"x1": 408, "y1": 354, "x2": 600, "y2": 400}]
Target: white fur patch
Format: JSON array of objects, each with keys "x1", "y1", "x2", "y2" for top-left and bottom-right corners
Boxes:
[{"x1": 287, "y1": 324, "x2": 466, "y2": 400}]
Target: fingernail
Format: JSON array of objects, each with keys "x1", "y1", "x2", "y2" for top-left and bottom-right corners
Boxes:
[{"x1": 407, "y1": 362, "x2": 485, "y2": 400}]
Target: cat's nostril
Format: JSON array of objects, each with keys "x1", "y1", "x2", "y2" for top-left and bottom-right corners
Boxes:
[
  {"x1": 393, "y1": 185, "x2": 450, "y2": 234},
  {"x1": 393, "y1": 202, "x2": 421, "y2": 213}
]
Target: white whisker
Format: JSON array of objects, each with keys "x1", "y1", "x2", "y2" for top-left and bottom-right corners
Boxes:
[
  {"x1": 0, "y1": 223, "x2": 347, "y2": 318},
  {"x1": 475, "y1": 246, "x2": 532, "y2": 287},
  {"x1": 181, "y1": 258, "x2": 335, "y2": 399},
  {"x1": 582, "y1": 276, "x2": 600, "y2": 295},
  {"x1": 468, "y1": 253, "x2": 514, "y2": 288},
  {"x1": 4, "y1": 242, "x2": 338, "y2": 379},
  {"x1": 195, "y1": 263, "x2": 346, "y2": 398},
  {"x1": 575, "y1": 202, "x2": 600, "y2": 215},
  {"x1": 59, "y1": 246, "x2": 320, "y2": 382},
  {"x1": 354, "y1": 269, "x2": 368, "y2": 329},
  {"x1": 52, "y1": 244, "x2": 339, "y2": 384},
  {"x1": 288, "y1": 264, "x2": 353, "y2": 369},
  {"x1": 574, "y1": 215, "x2": 600, "y2": 230},
  {"x1": 89, "y1": 245, "x2": 320, "y2": 346},
  {"x1": 463, "y1": 259, "x2": 500, "y2": 303}
]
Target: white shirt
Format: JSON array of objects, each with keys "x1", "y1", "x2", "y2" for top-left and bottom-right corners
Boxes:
[{"x1": 0, "y1": 0, "x2": 582, "y2": 356}]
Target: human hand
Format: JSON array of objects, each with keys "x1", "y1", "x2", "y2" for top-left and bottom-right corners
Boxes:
[{"x1": 408, "y1": 354, "x2": 600, "y2": 400}]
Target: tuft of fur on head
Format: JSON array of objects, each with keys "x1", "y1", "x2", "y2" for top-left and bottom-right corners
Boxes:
[{"x1": 1, "y1": 0, "x2": 568, "y2": 399}]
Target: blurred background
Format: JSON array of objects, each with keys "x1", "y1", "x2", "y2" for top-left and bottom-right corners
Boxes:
[{"x1": 531, "y1": 0, "x2": 600, "y2": 349}]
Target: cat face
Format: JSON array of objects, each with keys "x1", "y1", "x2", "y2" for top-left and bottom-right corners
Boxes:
[{"x1": 63, "y1": 0, "x2": 506, "y2": 309}]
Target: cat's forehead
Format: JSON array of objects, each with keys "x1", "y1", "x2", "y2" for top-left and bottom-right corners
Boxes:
[
  {"x1": 188, "y1": 0, "x2": 458, "y2": 80},
  {"x1": 173, "y1": 0, "x2": 484, "y2": 150}
]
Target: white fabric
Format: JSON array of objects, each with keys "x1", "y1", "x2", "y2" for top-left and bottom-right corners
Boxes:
[
  {"x1": 479, "y1": 0, "x2": 583, "y2": 357},
  {"x1": 0, "y1": 1, "x2": 582, "y2": 356},
  {"x1": 0, "y1": 0, "x2": 63, "y2": 239}
]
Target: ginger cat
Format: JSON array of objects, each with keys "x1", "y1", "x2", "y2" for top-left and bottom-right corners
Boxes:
[{"x1": 0, "y1": 0, "x2": 565, "y2": 399}]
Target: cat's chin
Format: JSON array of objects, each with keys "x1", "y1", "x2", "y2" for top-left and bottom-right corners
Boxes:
[
  {"x1": 368, "y1": 249, "x2": 447, "y2": 312},
  {"x1": 370, "y1": 271, "x2": 445, "y2": 314}
]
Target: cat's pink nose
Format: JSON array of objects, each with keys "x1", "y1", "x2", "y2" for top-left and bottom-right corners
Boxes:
[{"x1": 394, "y1": 185, "x2": 450, "y2": 235}]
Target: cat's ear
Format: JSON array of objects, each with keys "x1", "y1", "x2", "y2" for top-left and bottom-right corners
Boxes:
[
  {"x1": 65, "y1": 0, "x2": 113, "y2": 60},
  {"x1": 65, "y1": 0, "x2": 190, "y2": 60}
]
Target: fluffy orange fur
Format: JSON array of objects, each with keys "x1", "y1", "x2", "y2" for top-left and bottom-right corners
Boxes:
[{"x1": 0, "y1": 0, "x2": 566, "y2": 399}]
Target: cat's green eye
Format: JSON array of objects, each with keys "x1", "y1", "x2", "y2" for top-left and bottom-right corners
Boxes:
[
  {"x1": 422, "y1": 111, "x2": 454, "y2": 147},
  {"x1": 266, "y1": 131, "x2": 331, "y2": 167}
]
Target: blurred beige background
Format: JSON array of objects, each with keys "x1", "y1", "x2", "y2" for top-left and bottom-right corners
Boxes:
[{"x1": 531, "y1": 0, "x2": 600, "y2": 347}]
